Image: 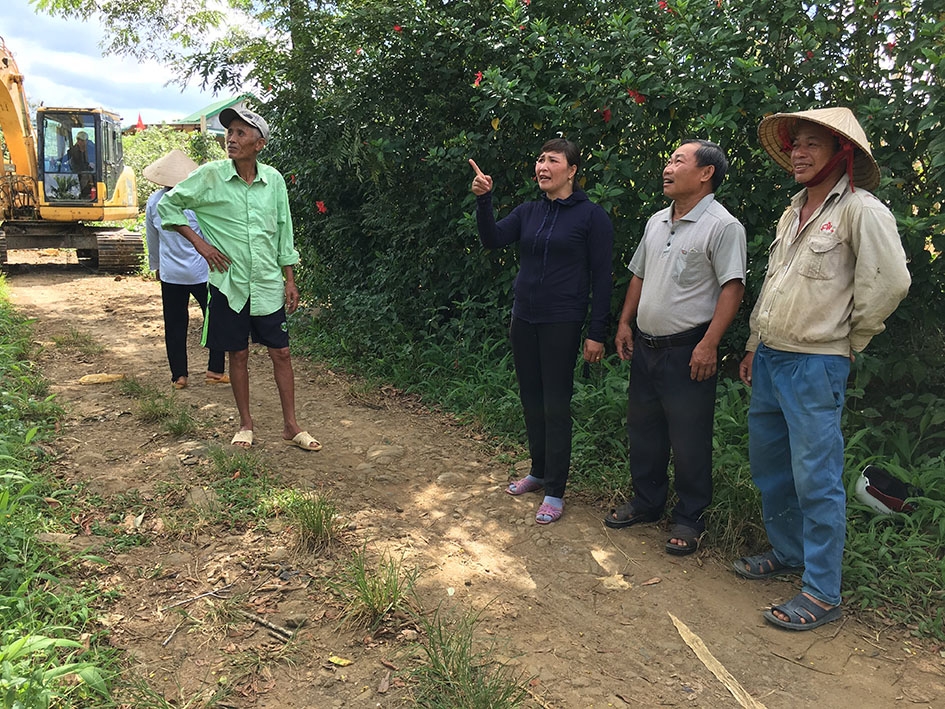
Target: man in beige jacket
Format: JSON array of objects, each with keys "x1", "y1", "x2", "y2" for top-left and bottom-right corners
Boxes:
[{"x1": 734, "y1": 107, "x2": 910, "y2": 630}]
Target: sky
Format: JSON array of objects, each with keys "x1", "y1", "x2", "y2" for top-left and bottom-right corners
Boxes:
[{"x1": 1, "y1": 0, "x2": 229, "y2": 128}]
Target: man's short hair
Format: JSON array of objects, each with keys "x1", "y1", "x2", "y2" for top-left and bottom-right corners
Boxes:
[
  {"x1": 540, "y1": 138, "x2": 582, "y2": 172},
  {"x1": 681, "y1": 138, "x2": 729, "y2": 191},
  {"x1": 76, "y1": 131, "x2": 88, "y2": 141}
]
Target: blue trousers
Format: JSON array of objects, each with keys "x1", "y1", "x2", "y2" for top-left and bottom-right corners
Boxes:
[
  {"x1": 748, "y1": 344, "x2": 850, "y2": 606},
  {"x1": 509, "y1": 318, "x2": 583, "y2": 499},
  {"x1": 626, "y1": 332, "x2": 717, "y2": 532}
]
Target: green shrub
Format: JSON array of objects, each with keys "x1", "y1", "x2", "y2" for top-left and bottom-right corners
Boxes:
[{"x1": 123, "y1": 125, "x2": 225, "y2": 209}]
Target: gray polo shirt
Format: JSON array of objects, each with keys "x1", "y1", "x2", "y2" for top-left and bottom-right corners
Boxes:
[{"x1": 629, "y1": 194, "x2": 746, "y2": 336}]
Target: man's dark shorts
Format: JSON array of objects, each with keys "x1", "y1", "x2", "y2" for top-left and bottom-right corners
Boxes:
[{"x1": 205, "y1": 284, "x2": 289, "y2": 352}]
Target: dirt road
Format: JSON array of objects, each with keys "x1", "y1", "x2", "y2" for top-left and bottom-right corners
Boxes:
[{"x1": 7, "y1": 256, "x2": 944, "y2": 708}]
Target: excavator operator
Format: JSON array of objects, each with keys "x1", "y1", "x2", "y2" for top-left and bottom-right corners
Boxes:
[{"x1": 67, "y1": 130, "x2": 95, "y2": 199}]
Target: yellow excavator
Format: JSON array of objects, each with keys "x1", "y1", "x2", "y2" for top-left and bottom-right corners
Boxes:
[{"x1": 0, "y1": 34, "x2": 142, "y2": 271}]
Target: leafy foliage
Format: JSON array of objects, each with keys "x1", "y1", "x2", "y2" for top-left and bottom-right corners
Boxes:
[
  {"x1": 122, "y1": 125, "x2": 225, "y2": 208},
  {"x1": 252, "y1": 0, "x2": 942, "y2": 391}
]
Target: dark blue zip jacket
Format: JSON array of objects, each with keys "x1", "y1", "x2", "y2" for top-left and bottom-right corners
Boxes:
[{"x1": 476, "y1": 188, "x2": 614, "y2": 342}]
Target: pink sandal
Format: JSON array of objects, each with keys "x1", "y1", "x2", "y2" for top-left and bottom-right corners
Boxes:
[
  {"x1": 507, "y1": 476, "x2": 543, "y2": 495},
  {"x1": 536, "y1": 503, "x2": 563, "y2": 524}
]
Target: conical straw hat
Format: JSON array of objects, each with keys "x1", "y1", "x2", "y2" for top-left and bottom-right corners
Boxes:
[
  {"x1": 142, "y1": 150, "x2": 199, "y2": 187},
  {"x1": 758, "y1": 107, "x2": 880, "y2": 191}
]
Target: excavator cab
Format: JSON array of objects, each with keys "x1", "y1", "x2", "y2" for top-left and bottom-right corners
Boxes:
[
  {"x1": 40, "y1": 113, "x2": 98, "y2": 201},
  {"x1": 36, "y1": 108, "x2": 137, "y2": 221}
]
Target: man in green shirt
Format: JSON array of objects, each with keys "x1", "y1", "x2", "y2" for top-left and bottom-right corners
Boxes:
[{"x1": 158, "y1": 107, "x2": 321, "y2": 452}]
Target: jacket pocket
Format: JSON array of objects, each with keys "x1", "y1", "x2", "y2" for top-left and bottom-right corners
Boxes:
[{"x1": 798, "y1": 234, "x2": 842, "y2": 280}]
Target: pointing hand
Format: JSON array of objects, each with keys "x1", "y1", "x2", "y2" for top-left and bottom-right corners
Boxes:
[{"x1": 469, "y1": 159, "x2": 493, "y2": 195}]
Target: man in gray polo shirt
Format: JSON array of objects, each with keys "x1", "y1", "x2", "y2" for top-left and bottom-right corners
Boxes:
[{"x1": 604, "y1": 139, "x2": 746, "y2": 556}]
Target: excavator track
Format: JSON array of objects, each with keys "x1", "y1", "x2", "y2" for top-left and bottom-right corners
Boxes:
[
  {"x1": 0, "y1": 221, "x2": 143, "y2": 273},
  {"x1": 92, "y1": 229, "x2": 145, "y2": 272}
]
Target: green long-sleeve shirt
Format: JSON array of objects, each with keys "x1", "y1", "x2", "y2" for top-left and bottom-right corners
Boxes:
[{"x1": 158, "y1": 159, "x2": 299, "y2": 315}]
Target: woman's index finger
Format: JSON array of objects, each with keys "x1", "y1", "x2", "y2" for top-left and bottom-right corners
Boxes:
[{"x1": 468, "y1": 158, "x2": 485, "y2": 177}]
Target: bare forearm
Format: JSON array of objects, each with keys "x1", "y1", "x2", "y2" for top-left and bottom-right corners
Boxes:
[
  {"x1": 701, "y1": 280, "x2": 744, "y2": 347},
  {"x1": 172, "y1": 224, "x2": 203, "y2": 249},
  {"x1": 618, "y1": 276, "x2": 643, "y2": 328}
]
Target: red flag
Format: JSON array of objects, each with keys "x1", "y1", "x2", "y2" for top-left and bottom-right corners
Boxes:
[{"x1": 135, "y1": 113, "x2": 146, "y2": 131}]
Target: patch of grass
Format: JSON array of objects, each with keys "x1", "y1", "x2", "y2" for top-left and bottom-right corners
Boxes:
[
  {"x1": 164, "y1": 408, "x2": 198, "y2": 436},
  {"x1": 203, "y1": 447, "x2": 276, "y2": 527},
  {"x1": 277, "y1": 489, "x2": 342, "y2": 552},
  {"x1": 97, "y1": 530, "x2": 151, "y2": 553},
  {"x1": 570, "y1": 358, "x2": 632, "y2": 494},
  {"x1": 117, "y1": 377, "x2": 148, "y2": 398},
  {"x1": 841, "y1": 428, "x2": 945, "y2": 636},
  {"x1": 51, "y1": 326, "x2": 104, "y2": 357},
  {"x1": 409, "y1": 607, "x2": 530, "y2": 709},
  {"x1": 228, "y1": 644, "x2": 297, "y2": 690},
  {"x1": 206, "y1": 445, "x2": 271, "y2": 480},
  {"x1": 199, "y1": 597, "x2": 245, "y2": 637},
  {"x1": 332, "y1": 546, "x2": 418, "y2": 630},
  {"x1": 137, "y1": 394, "x2": 177, "y2": 423},
  {"x1": 120, "y1": 377, "x2": 198, "y2": 436},
  {"x1": 0, "y1": 282, "x2": 115, "y2": 706},
  {"x1": 705, "y1": 379, "x2": 765, "y2": 555},
  {"x1": 116, "y1": 675, "x2": 231, "y2": 708}
]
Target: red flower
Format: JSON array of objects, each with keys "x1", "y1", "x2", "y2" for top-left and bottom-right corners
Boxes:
[
  {"x1": 523, "y1": 0, "x2": 530, "y2": 5},
  {"x1": 393, "y1": 24, "x2": 402, "y2": 32},
  {"x1": 474, "y1": 70, "x2": 483, "y2": 87},
  {"x1": 886, "y1": 41, "x2": 896, "y2": 52},
  {"x1": 806, "y1": 50, "x2": 814, "y2": 59},
  {"x1": 316, "y1": 201, "x2": 327, "y2": 214},
  {"x1": 601, "y1": 108, "x2": 612, "y2": 123},
  {"x1": 290, "y1": 174, "x2": 297, "y2": 184},
  {"x1": 658, "y1": 0, "x2": 671, "y2": 12},
  {"x1": 356, "y1": 47, "x2": 363, "y2": 55},
  {"x1": 627, "y1": 89, "x2": 646, "y2": 104}
]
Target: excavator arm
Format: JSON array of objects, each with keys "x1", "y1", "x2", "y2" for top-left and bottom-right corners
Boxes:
[{"x1": 0, "y1": 35, "x2": 39, "y2": 219}]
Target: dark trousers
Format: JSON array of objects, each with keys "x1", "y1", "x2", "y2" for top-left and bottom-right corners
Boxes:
[
  {"x1": 509, "y1": 317, "x2": 583, "y2": 499},
  {"x1": 627, "y1": 330, "x2": 717, "y2": 531},
  {"x1": 161, "y1": 281, "x2": 225, "y2": 381}
]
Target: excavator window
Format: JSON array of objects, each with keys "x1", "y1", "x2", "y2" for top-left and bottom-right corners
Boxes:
[{"x1": 39, "y1": 113, "x2": 98, "y2": 202}]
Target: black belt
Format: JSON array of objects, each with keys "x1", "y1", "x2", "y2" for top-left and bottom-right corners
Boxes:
[{"x1": 636, "y1": 323, "x2": 709, "y2": 350}]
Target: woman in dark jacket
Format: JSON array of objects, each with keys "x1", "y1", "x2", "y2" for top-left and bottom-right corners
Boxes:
[{"x1": 470, "y1": 138, "x2": 614, "y2": 524}]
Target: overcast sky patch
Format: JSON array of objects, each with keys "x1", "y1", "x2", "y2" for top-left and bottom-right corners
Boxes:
[{"x1": 1, "y1": 0, "x2": 225, "y2": 126}]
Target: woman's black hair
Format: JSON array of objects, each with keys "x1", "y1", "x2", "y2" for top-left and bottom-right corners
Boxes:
[{"x1": 540, "y1": 138, "x2": 581, "y2": 172}]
